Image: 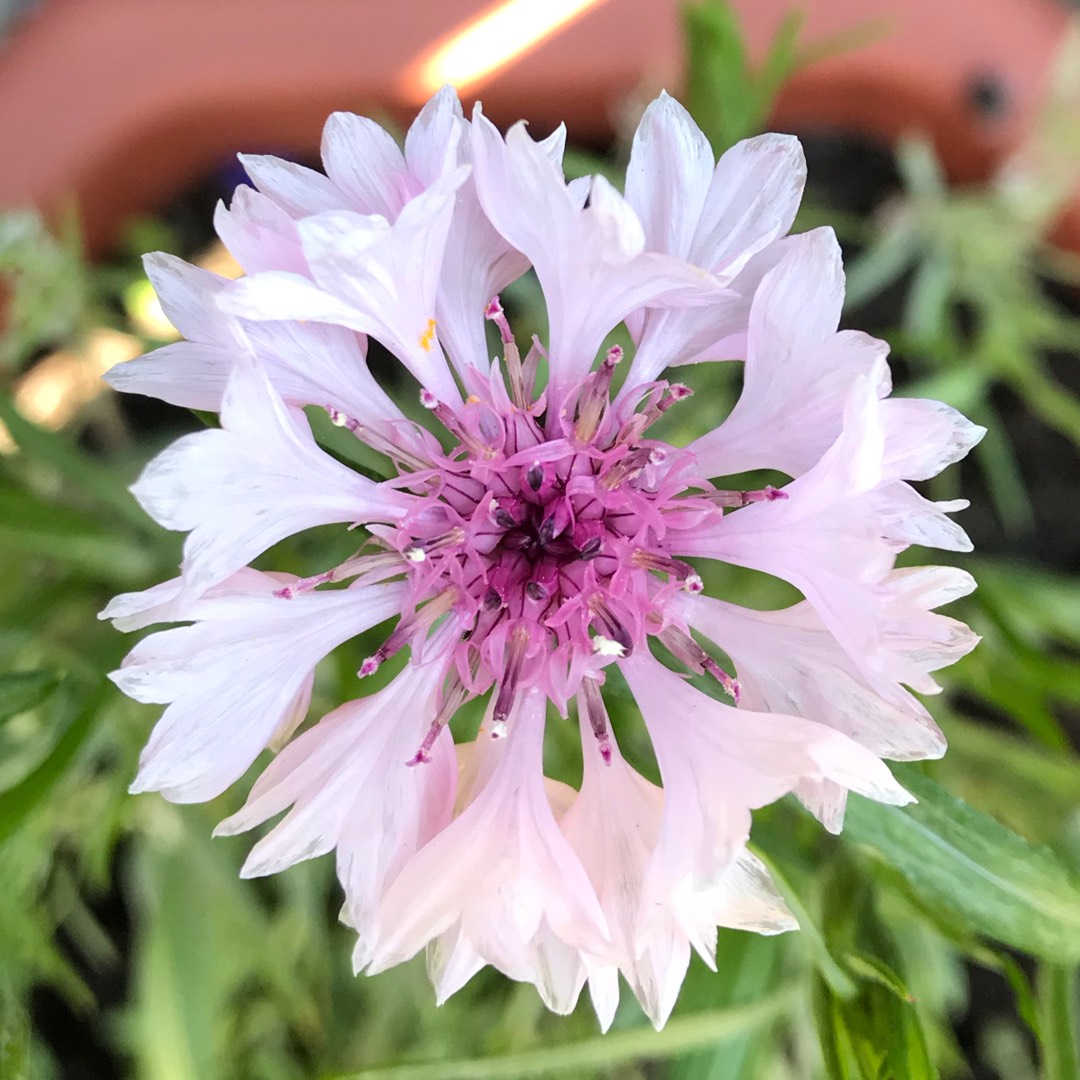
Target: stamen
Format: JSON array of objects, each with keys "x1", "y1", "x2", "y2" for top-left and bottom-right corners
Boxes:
[
  {"x1": 402, "y1": 527, "x2": 466, "y2": 563},
  {"x1": 631, "y1": 550, "x2": 696, "y2": 580},
  {"x1": 484, "y1": 296, "x2": 513, "y2": 345},
  {"x1": 358, "y1": 589, "x2": 458, "y2": 678},
  {"x1": 487, "y1": 295, "x2": 532, "y2": 409},
  {"x1": 600, "y1": 446, "x2": 654, "y2": 490},
  {"x1": 491, "y1": 624, "x2": 531, "y2": 737},
  {"x1": 324, "y1": 405, "x2": 431, "y2": 472},
  {"x1": 407, "y1": 670, "x2": 471, "y2": 767},
  {"x1": 589, "y1": 595, "x2": 634, "y2": 656},
  {"x1": 658, "y1": 383, "x2": 693, "y2": 412},
  {"x1": 274, "y1": 548, "x2": 407, "y2": 598},
  {"x1": 657, "y1": 626, "x2": 740, "y2": 702},
  {"x1": 521, "y1": 338, "x2": 542, "y2": 401},
  {"x1": 573, "y1": 345, "x2": 622, "y2": 444},
  {"x1": 419, "y1": 395, "x2": 492, "y2": 458},
  {"x1": 579, "y1": 677, "x2": 612, "y2": 765},
  {"x1": 274, "y1": 568, "x2": 337, "y2": 599},
  {"x1": 705, "y1": 485, "x2": 789, "y2": 508}
]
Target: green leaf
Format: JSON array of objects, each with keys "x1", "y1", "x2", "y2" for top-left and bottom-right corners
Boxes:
[
  {"x1": 0, "y1": 666, "x2": 121, "y2": 845},
  {"x1": 325, "y1": 991, "x2": 791, "y2": 1079},
  {"x1": 0, "y1": 486, "x2": 163, "y2": 583},
  {"x1": 813, "y1": 957, "x2": 938, "y2": 1080},
  {"x1": 0, "y1": 989, "x2": 29, "y2": 1080},
  {"x1": 843, "y1": 766, "x2": 1080, "y2": 962},
  {"x1": 1038, "y1": 965, "x2": 1080, "y2": 1080},
  {"x1": 0, "y1": 394, "x2": 155, "y2": 536},
  {"x1": 682, "y1": 0, "x2": 755, "y2": 153},
  {"x1": 752, "y1": 845, "x2": 857, "y2": 999},
  {"x1": 0, "y1": 670, "x2": 61, "y2": 725}
]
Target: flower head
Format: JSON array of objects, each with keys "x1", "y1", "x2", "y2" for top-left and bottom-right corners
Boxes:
[{"x1": 103, "y1": 87, "x2": 982, "y2": 1028}]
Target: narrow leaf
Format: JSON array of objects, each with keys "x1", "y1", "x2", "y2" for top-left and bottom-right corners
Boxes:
[
  {"x1": 325, "y1": 992, "x2": 791, "y2": 1080},
  {"x1": 843, "y1": 767, "x2": 1080, "y2": 962},
  {"x1": 0, "y1": 671, "x2": 61, "y2": 725},
  {"x1": 1039, "y1": 964, "x2": 1080, "y2": 1080}
]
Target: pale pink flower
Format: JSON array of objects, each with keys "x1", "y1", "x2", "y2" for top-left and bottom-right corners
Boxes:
[{"x1": 103, "y1": 88, "x2": 982, "y2": 1027}]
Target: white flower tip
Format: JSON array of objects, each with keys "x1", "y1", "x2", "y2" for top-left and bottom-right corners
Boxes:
[
  {"x1": 127, "y1": 774, "x2": 152, "y2": 796},
  {"x1": 211, "y1": 815, "x2": 244, "y2": 838}
]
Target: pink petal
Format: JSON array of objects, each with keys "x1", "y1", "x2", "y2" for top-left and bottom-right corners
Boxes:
[
  {"x1": 131, "y1": 357, "x2": 413, "y2": 594},
  {"x1": 115, "y1": 581, "x2": 404, "y2": 802}
]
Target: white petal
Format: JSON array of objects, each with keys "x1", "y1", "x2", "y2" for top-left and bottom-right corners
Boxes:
[
  {"x1": 624, "y1": 91, "x2": 714, "y2": 260},
  {"x1": 321, "y1": 111, "x2": 407, "y2": 216},
  {"x1": 239, "y1": 153, "x2": 344, "y2": 217}
]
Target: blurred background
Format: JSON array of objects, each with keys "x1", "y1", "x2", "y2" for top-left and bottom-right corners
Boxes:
[{"x1": 1, "y1": 1, "x2": 1080, "y2": 1078}]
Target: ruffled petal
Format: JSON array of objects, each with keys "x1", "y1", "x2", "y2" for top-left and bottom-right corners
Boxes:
[
  {"x1": 213, "y1": 186, "x2": 306, "y2": 275},
  {"x1": 470, "y1": 107, "x2": 724, "y2": 405},
  {"x1": 321, "y1": 110, "x2": 408, "y2": 217},
  {"x1": 113, "y1": 581, "x2": 404, "y2": 801},
  {"x1": 366, "y1": 691, "x2": 610, "y2": 1007},
  {"x1": 215, "y1": 629, "x2": 458, "y2": 955},
  {"x1": 239, "y1": 152, "x2": 345, "y2": 217},
  {"x1": 689, "y1": 229, "x2": 892, "y2": 478},
  {"x1": 130, "y1": 356, "x2": 413, "y2": 594},
  {"x1": 221, "y1": 169, "x2": 469, "y2": 402},
  {"x1": 623, "y1": 652, "x2": 910, "y2": 878}
]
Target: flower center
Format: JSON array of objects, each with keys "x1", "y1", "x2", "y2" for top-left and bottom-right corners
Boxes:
[{"x1": 317, "y1": 308, "x2": 780, "y2": 755}]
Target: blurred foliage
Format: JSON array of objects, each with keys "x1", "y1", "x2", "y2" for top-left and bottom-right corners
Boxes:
[{"x1": 1, "y1": 1, "x2": 1080, "y2": 1078}]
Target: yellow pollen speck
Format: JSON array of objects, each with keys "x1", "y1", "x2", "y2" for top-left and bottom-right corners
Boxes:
[
  {"x1": 466, "y1": 394, "x2": 481, "y2": 405},
  {"x1": 419, "y1": 318, "x2": 437, "y2": 352}
]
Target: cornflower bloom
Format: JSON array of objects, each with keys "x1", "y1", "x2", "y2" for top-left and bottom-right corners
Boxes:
[{"x1": 102, "y1": 88, "x2": 982, "y2": 1028}]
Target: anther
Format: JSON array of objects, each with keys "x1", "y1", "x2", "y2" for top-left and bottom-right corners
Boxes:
[
  {"x1": 402, "y1": 527, "x2": 466, "y2": 563},
  {"x1": 590, "y1": 596, "x2": 634, "y2": 656},
  {"x1": 491, "y1": 625, "x2": 531, "y2": 737},
  {"x1": 579, "y1": 677, "x2": 612, "y2": 765},
  {"x1": 631, "y1": 550, "x2": 696, "y2": 580},
  {"x1": 407, "y1": 672, "x2": 471, "y2": 767},
  {"x1": 525, "y1": 581, "x2": 549, "y2": 602},
  {"x1": 706, "y1": 485, "x2": 789, "y2": 508},
  {"x1": 526, "y1": 463, "x2": 544, "y2": 492},
  {"x1": 483, "y1": 587, "x2": 502, "y2": 610},
  {"x1": 578, "y1": 536, "x2": 603, "y2": 561},
  {"x1": 657, "y1": 626, "x2": 740, "y2": 702},
  {"x1": 359, "y1": 590, "x2": 459, "y2": 679}
]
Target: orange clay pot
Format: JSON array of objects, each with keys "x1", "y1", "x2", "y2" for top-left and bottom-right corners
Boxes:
[{"x1": 0, "y1": 0, "x2": 1072, "y2": 257}]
